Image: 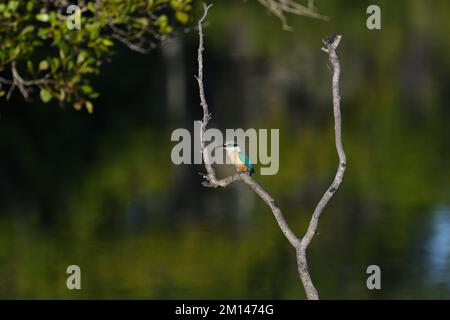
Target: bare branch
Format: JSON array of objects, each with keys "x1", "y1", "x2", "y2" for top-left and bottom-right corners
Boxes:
[
  {"x1": 6, "y1": 82, "x2": 16, "y2": 101},
  {"x1": 0, "y1": 76, "x2": 13, "y2": 85},
  {"x1": 5, "y1": 61, "x2": 52, "y2": 101},
  {"x1": 303, "y1": 34, "x2": 345, "y2": 249},
  {"x1": 195, "y1": 3, "x2": 230, "y2": 188},
  {"x1": 195, "y1": 4, "x2": 346, "y2": 300},
  {"x1": 257, "y1": 0, "x2": 328, "y2": 30},
  {"x1": 12, "y1": 61, "x2": 49, "y2": 87},
  {"x1": 240, "y1": 174, "x2": 300, "y2": 247},
  {"x1": 200, "y1": 171, "x2": 242, "y2": 188},
  {"x1": 195, "y1": 0, "x2": 300, "y2": 283},
  {"x1": 109, "y1": 21, "x2": 156, "y2": 54},
  {"x1": 111, "y1": 33, "x2": 153, "y2": 54},
  {"x1": 296, "y1": 33, "x2": 346, "y2": 300}
]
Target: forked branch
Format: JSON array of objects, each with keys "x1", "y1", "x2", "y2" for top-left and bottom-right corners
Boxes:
[
  {"x1": 257, "y1": 0, "x2": 328, "y2": 30},
  {"x1": 195, "y1": 4, "x2": 346, "y2": 300}
]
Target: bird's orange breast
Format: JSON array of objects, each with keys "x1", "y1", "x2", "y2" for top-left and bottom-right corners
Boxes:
[{"x1": 235, "y1": 162, "x2": 250, "y2": 172}]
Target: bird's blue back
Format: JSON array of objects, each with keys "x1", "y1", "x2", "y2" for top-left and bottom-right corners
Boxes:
[{"x1": 238, "y1": 151, "x2": 254, "y2": 171}]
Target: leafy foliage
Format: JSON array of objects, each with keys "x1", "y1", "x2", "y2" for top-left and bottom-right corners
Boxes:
[{"x1": 0, "y1": 0, "x2": 192, "y2": 113}]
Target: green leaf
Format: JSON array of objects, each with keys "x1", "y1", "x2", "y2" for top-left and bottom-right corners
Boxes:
[
  {"x1": 27, "y1": 61, "x2": 34, "y2": 74},
  {"x1": 51, "y1": 58, "x2": 60, "y2": 72},
  {"x1": 39, "y1": 60, "x2": 49, "y2": 70},
  {"x1": 26, "y1": 1, "x2": 34, "y2": 12},
  {"x1": 73, "y1": 101, "x2": 83, "y2": 111},
  {"x1": 36, "y1": 13, "x2": 49, "y2": 22},
  {"x1": 59, "y1": 89, "x2": 66, "y2": 101},
  {"x1": 85, "y1": 100, "x2": 94, "y2": 114},
  {"x1": 40, "y1": 88, "x2": 52, "y2": 103},
  {"x1": 102, "y1": 39, "x2": 114, "y2": 46},
  {"x1": 81, "y1": 85, "x2": 92, "y2": 94},
  {"x1": 37, "y1": 27, "x2": 50, "y2": 38},
  {"x1": 77, "y1": 51, "x2": 88, "y2": 65},
  {"x1": 20, "y1": 25, "x2": 35, "y2": 36},
  {"x1": 175, "y1": 11, "x2": 189, "y2": 24},
  {"x1": 87, "y1": 2, "x2": 97, "y2": 13},
  {"x1": 8, "y1": 1, "x2": 19, "y2": 12},
  {"x1": 89, "y1": 92, "x2": 100, "y2": 99}
]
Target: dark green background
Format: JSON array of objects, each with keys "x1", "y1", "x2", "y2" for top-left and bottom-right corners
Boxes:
[{"x1": 1, "y1": 0, "x2": 449, "y2": 299}]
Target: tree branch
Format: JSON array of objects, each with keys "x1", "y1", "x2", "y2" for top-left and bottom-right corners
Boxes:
[
  {"x1": 294, "y1": 33, "x2": 346, "y2": 300},
  {"x1": 195, "y1": 4, "x2": 226, "y2": 188},
  {"x1": 4, "y1": 61, "x2": 52, "y2": 101},
  {"x1": 195, "y1": 4, "x2": 299, "y2": 249},
  {"x1": 109, "y1": 21, "x2": 156, "y2": 54},
  {"x1": 195, "y1": 4, "x2": 345, "y2": 300},
  {"x1": 111, "y1": 33, "x2": 153, "y2": 54},
  {"x1": 240, "y1": 174, "x2": 300, "y2": 248},
  {"x1": 303, "y1": 34, "x2": 346, "y2": 250},
  {"x1": 257, "y1": 0, "x2": 328, "y2": 30}
]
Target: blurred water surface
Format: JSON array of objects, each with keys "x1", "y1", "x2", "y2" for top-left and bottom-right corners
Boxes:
[{"x1": 0, "y1": 0, "x2": 450, "y2": 299}]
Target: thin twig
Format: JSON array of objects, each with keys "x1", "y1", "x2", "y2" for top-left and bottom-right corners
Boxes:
[
  {"x1": 195, "y1": 4, "x2": 345, "y2": 300},
  {"x1": 12, "y1": 61, "x2": 49, "y2": 86},
  {"x1": 111, "y1": 33, "x2": 152, "y2": 54},
  {"x1": 5, "y1": 61, "x2": 51, "y2": 100},
  {"x1": 0, "y1": 76, "x2": 13, "y2": 85},
  {"x1": 257, "y1": 0, "x2": 328, "y2": 30},
  {"x1": 108, "y1": 21, "x2": 157, "y2": 54}
]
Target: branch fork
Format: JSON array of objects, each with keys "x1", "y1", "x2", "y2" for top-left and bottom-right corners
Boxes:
[{"x1": 195, "y1": 4, "x2": 346, "y2": 300}]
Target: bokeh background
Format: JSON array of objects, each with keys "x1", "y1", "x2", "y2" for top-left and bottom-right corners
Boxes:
[{"x1": 1, "y1": 0, "x2": 450, "y2": 299}]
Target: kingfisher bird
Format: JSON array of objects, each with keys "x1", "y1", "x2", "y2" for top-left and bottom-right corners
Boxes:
[{"x1": 222, "y1": 142, "x2": 255, "y2": 175}]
